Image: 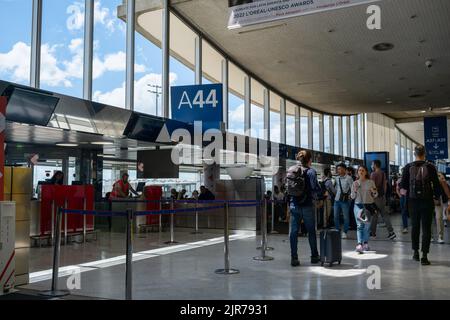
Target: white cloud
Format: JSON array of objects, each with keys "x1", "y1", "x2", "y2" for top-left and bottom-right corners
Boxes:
[
  {"x1": 93, "y1": 72, "x2": 178, "y2": 112},
  {"x1": 0, "y1": 42, "x2": 30, "y2": 83},
  {"x1": 93, "y1": 51, "x2": 146, "y2": 78}
]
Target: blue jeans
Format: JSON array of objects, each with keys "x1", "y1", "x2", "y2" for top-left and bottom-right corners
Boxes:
[
  {"x1": 400, "y1": 196, "x2": 408, "y2": 228},
  {"x1": 334, "y1": 200, "x2": 351, "y2": 233},
  {"x1": 354, "y1": 205, "x2": 371, "y2": 244},
  {"x1": 289, "y1": 203, "x2": 318, "y2": 259}
]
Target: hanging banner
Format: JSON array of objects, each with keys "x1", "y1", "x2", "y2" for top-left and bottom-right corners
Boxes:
[
  {"x1": 228, "y1": 0, "x2": 381, "y2": 29},
  {"x1": 424, "y1": 116, "x2": 448, "y2": 160}
]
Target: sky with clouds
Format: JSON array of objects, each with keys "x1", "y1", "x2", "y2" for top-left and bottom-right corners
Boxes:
[{"x1": 0, "y1": 0, "x2": 318, "y2": 146}]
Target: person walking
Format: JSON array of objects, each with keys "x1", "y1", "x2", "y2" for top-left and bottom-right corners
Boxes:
[
  {"x1": 370, "y1": 160, "x2": 397, "y2": 240},
  {"x1": 351, "y1": 165, "x2": 378, "y2": 253},
  {"x1": 333, "y1": 163, "x2": 353, "y2": 239},
  {"x1": 399, "y1": 145, "x2": 442, "y2": 265},
  {"x1": 322, "y1": 168, "x2": 336, "y2": 228},
  {"x1": 286, "y1": 150, "x2": 322, "y2": 267},
  {"x1": 396, "y1": 176, "x2": 409, "y2": 234}
]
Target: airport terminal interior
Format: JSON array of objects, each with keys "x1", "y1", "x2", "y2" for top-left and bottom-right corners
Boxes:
[{"x1": 1, "y1": 0, "x2": 450, "y2": 302}]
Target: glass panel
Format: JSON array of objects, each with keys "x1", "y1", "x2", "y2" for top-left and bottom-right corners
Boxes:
[
  {"x1": 92, "y1": 0, "x2": 127, "y2": 108},
  {"x1": 0, "y1": 0, "x2": 32, "y2": 85},
  {"x1": 312, "y1": 112, "x2": 320, "y2": 151},
  {"x1": 286, "y1": 102, "x2": 297, "y2": 146},
  {"x1": 40, "y1": 0, "x2": 85, "y2": 97},
  {"x1": 228, "y1": 62, "x2": 245, "y2": 135},
  {"x1": 270, "y1": 92, "x2": 281, "y2": 143},
  {"x1": 250, "y1": 79, "x2": 264, "y2": 139},
  {"x1": 395, "y1": 144, "x2": 399, "y2": 165},
  {"x1": 334, "y1": 116, "x2": 340, "y2": 155},
  {"x1": 350, "y1": 116, "x2": 356, "y2": 158},
  {"x1": 358, "y1": 114, "x2": 363, "y2": 158},
  {"x1": 300, "y1": 108, "x2": 310, "y2": 149},
  {"x1": 202, "y1": 40, "x2": 223, "y2": 84},
  {"x1": 342, "y1": 116, "x2": 348, "y2": 157},
  {"x1": 170, "y1": 13, "x2": 195, "y2": 87},
  {"x1": 324, "y1": 115, "x2": 331, "y2": 153}
]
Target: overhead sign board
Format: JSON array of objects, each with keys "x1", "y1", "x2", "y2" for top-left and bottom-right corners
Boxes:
[
  {"x1": 424, "y1": 116, "x2": 448, "y2": 160},
  {"x1": 228, "y1": 0, "x2": 381, "y2": 29},
  {"x1": 171, "y1": 84, "x2": 223, "y2": 131}
]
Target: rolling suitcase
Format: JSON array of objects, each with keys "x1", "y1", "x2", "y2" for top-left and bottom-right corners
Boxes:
[{"x1": 320, "y1": 229, "x2": 342, "y2": 267}]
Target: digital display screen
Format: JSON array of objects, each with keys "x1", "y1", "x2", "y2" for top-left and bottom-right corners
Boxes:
[
  {"x1": 137, "y1": 149, "x2": 179, "y2": 179},
  {"x1": 5, "y1": 87, "x2": 59, "y2": 126}
]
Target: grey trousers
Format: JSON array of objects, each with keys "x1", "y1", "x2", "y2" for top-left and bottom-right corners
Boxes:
[{"x1": 371, "y1": 196, "x2": 394, "y2": 234}]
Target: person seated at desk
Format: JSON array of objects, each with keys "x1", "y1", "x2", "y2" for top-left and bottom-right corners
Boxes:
[
  {"x1": 199, "y1": 186, "x2": 215, "y2": 200},
  {"x1": 49, "y1": 171, "x2": 64, "y2": 185},
  {"x1": 110, "y1": 172, "x2": 138, "y2": 199}
]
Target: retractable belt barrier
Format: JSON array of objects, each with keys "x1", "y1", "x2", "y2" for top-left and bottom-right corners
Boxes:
[{"x1": 41, "y1": 199, "x2": 273, "y2": 300}]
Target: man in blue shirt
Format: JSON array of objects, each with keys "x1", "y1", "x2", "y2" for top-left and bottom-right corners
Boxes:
[{"x1": 288, "y1": 150, "x2": 322, "y2": 267}]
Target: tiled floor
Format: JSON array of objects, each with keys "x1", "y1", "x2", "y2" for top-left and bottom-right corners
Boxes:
[{"x1": 22, "y1": 215, "x2": 450, "y2": 300}]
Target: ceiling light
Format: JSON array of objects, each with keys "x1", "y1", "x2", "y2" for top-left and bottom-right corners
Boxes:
[
  {"x1": 373, "y1": 43, "x2": 394, "y2": 51},
  {"x1": 420, "y1": 110, "x2": 426, "y2": 113},
  {"x1": 386, "y1": 100, "x2": 393, "y2": 104},
  {"x1": 56, "y1": 143, "x2": 79, "y2": 147},
  {"x1": 91, "y1": 141, "x2": 114, "y2": 145}
]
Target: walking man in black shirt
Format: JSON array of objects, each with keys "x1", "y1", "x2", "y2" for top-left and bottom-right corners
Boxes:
[{"x1": 399, "y1": 145, "x2": 441, "y2": 265}]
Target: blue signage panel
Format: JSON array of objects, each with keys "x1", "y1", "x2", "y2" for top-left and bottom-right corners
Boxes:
[
  {"x1": 171, "y1": 84, "x2": 223, "y2": 131},
  {"x1": 424, "y1": 116, "x2": 448, "y2": 160}
]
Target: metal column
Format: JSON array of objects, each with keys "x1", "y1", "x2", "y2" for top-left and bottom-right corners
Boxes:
[
  {"x1": 222, "y1": 59, "x2": 229, "y2": 130},
  {"x1": 162, "y1": 0, "x2": 170, "y2": 118},
  {"x1": 280, "y1": 99, "x2": 286, "y2": 145},
  {"x1": 30, "y1": 0, "x2": 42, "y2": 88},
  {"x1": 295, "y1": 107, "x2": 301, "y2": 147},
  {"x1": 125, "y1": 0, "x2": 135, "y2": 111},
  {"x1": 195, "y1": 36, "x2": 202, "y2": 85},
  {"x1": 263, "y1": 89, "x2": 270, "y2": 141},
  {"x1": 83, "y1": 0, "x2": 94, "y2": 100},
  {"x1": 308, "y1": 110, "x2": 313, "y2": 149},
  {"x1": 244, "y1": 76, "x2": 251, "y2": 134},
  {"x1": 319, "y1": 113, "x2": 324, "y2": 152}
]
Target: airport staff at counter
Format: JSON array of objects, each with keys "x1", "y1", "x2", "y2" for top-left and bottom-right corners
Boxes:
[
  {"x1": 109, "y1": 172, "x2": 139, "y2": 199},
  {"x1": 49, "y1": 171, "x2": 64, "y2": 185}
]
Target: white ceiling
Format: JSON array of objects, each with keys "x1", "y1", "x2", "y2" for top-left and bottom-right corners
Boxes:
[{"x1": 169, "y1": 0, "x2": 450, "y2": 117}]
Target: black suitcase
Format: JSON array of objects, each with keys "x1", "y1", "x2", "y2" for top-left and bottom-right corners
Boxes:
[{"x1": 320, "y1": 229, "x2": 342, "y2": 267}]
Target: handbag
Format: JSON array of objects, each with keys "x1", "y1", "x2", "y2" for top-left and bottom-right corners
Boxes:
[{"x1": 338, "y1": 177, "x2": 350, "y2": 202}]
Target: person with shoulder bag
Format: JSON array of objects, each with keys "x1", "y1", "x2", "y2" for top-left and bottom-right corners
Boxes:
[
  {"x1": 333, "y1": 163, "x2": 353, "y2": 239},
  {"x1": 286, "y1": 150, "x2": 322, "y2": 267}
]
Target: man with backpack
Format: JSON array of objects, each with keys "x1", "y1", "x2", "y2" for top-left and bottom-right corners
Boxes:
[
  {"x1": 286, "y1": 150, "x2": 322, "y2": 267},
  {"x1": 370, "y1": 160, "x2": 397, "y2": 240},
  {"x1": 400, "y1": 145, "x2": 442, "y2": 265}
]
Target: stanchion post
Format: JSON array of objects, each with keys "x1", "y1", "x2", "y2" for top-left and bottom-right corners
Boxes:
[
  {"x1": 270, "y1": 199, "x2": 278, "y2": 234},
  {"x1": 39, "y1": 207, "x2": 70, "y2": 297},
  {"x1": 125, "y1": 209, "x2": 133, "y2": 300},
  {"x1": 164, "y1": 198, "x2": 178, "y2": 244},
  {"x1": 191, "y1": 199, "x2": 202, "y2": 235},
  {"x1": 64, "y1": 199, "x2": 68, "y2": 245},
  {"x1": 83, "y1": 198, "x2": 87, "y2": 243},
  {"x1": 51, "y1": 201, "x2": 55, "y2": 245},
  {"x1": 159, "y1": 197, "x2": 162, "y2": 233},
  {"x1": 254, "y1": 199, "x2": 274, "y2": 261},
  {"x1": 257, "y1": 199, "x2": 274, "y2": 251},
  {"x1": 215, "y1": 202, "x2": 239, "y2": 275}
]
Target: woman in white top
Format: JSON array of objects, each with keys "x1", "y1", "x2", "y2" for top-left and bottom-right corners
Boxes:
[{"x1": 351, "y1": 165, "x2": 378, "y2": 253}]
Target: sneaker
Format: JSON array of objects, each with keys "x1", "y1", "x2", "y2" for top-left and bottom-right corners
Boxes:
[
  {"x1": 311, "y1": 256, "x2": 320, "y2": 264},
  {"x1": 402, "y1": 228, "x2": 408, "y2": 234},
  {"x1": 421, "y1": 257, "x2": 431, "y2": 266},
  {"x1": 291, "y1": 258, "x2": 300, "y2": 267},
  {"x1": 438, "y1": 237, "x2": 445, "y2": 244},
  {"x1": 413, "y1": 251, "x2": 420, "y2": 261},
  {"x1": 363, "y1": 243, "x2": 370, "y2": 251},
  {"x1": 341, "y1": 232, "x2": 348, "y2": 239},
  {"x1": 356, "y1": 244, "x2": 363, "y2": 253},
  {"x1": 388, "y1": 232, "x2": 397, "y2": 240}
]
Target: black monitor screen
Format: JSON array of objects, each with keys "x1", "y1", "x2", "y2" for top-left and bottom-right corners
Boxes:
[
  {"x1": 137, "y1": 149, "x2": 179, "y2": 179},
  {"x1": 5, "y1": 87, "x2": 59, "y2": 126}
]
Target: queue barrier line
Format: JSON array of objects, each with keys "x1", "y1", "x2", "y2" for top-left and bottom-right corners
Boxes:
[
  {"x1": 108, "y1": 199, "x2": 261, "y2": 204},
  {"x1": 41, "y1": 199, "x2": 273, "y2": 300}
]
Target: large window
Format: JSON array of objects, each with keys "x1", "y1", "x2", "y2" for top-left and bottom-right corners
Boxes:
[
  {"x1": 202, "y1": 40, "x2": 224, "y2": 85},
  {"x1": 40, "y1": 0, "x2": 85, "y2": 97},
  {"x1": 300, "y1": 108, "x2": 310, "y2": 149},
  {"x1": 312, "y1": 112, "x2": 321, "y2": 151},
  {"x1": 358, "y1": 114, "x2": 364, "y2": 158},
  {"x1": 334, "y1": 116, "x2": 341, "y2": 155},
  {"x1": 228, "y1": 62, "x2": 245, "y2": 135},
  {"x1": 286, "y1": 102, "x2": 296, "y2": 146},
  {"x1": 0, "y1": 0, "x2": 32, "y2": 85},
  {"x1": 92, "y1": 0, "x2": 127, "y2": 108},
  {"x1": 270, "y1": 92, "x2": 281, "y2": 143},
  {"x1": 250, "y1": 79, "x2": 264, "y2": 139},
  {"x1": 350, "y1": 116, "x2": 356, "y2": 158},
  {"x1": 324, "y1": 115, "x2": 331, "y2": 153},
  {"x1": 342, "y1": 116, "x2": 348, "y2": 157}
]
